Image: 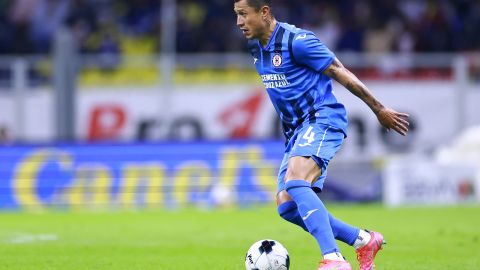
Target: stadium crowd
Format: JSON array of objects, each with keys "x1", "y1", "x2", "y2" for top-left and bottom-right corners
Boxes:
[{"x1": 0, "y1": 0, "x2": 479, "y2": 55}]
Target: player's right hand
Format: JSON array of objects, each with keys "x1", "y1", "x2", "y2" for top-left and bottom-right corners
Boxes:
[{"x1": 376, "y1": 108, "x2": 410, "y2": 136}]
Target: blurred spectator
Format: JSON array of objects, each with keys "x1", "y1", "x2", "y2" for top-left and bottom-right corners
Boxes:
[
  {"x1": 176, "y1": 0, "x2": 206, "y2": 52},
  {"x1": 7, "y1": 0, "x2": 39, "y2": 54},
  {"x1": 83, "y1": 7, "x2": 122, "y2": 71},
  {"x1": 364, "y1": 23, "x2": 391, "y2": 53},
  {"x1": 65, "y1": 0, "x2": 98, "y2": 53},
  {"x1": 119, "y1": 0, "x2": 159, "y2": 36},
  {"x1": 30, "y1": 0, "x2": 71, "y2": 53}
]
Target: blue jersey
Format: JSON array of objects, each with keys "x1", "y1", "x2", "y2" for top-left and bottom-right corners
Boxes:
[{"x1": 247, "y1": 22, "x2": 348, "y2": 141}]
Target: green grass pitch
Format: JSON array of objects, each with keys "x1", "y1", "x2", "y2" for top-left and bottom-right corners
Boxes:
[{"x1": 0, "y1": 204, "x2": 479, "y2": 270}]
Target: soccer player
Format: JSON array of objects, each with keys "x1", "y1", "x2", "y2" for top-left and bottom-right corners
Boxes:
[{"x1": 233, "y1": 1, "x2": 410, "y2": 270}]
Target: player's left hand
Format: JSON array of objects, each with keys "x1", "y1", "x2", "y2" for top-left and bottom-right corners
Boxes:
[{"x1": 376, "y1": 108, "x2": 410, "y2": 136}]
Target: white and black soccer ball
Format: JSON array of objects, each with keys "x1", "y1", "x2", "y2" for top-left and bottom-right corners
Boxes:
[{"x1": 245, "y1": 239, "x2": 290, "y2": 270}]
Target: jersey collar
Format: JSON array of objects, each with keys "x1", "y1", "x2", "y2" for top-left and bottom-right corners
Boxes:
[{"x1": 259, "y1": 22, "x2": 280, "y2": 50}]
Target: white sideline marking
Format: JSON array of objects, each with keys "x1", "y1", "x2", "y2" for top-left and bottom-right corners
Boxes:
[{"x1": 7, "y1": 233, "x2": 58, "y2": 244}]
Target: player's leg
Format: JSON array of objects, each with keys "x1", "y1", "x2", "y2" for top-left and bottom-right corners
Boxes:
[
  {"x1": 276, "y1": 141, "x2": 355, "y2": 241},
  {"x1": 284, "y1": 124, "x2": 355, "y2": 269},
  {"x1": 283, "y1": 156, "x2": 340, "y2": 256},
  {"x1": 276, "y1": 153, "x2": 309, "y2": 231},
  {"x1": 284, "y1": 156, "x2": 351, "y2": 269},
  {"x1": 283, "y1": 125, "x2": 344, "y2": 256}
]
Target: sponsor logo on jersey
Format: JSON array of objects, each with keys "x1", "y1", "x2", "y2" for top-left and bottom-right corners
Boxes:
[
  {"x1": 295, "y1": 33, "x2": 307, "y2": 40},
  {"x1": 261, "y1": 73, "x2": 290, "y2": 89}
]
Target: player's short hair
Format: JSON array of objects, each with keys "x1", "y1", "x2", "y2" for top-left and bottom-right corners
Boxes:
[{"x1": 234, "y1": 0, "x2": 272, "y2": 12}]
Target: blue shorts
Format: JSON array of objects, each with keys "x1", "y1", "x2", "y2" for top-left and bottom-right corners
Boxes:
[{"x1": 277, "y1": 124, "x2": 345, "y2": 193}]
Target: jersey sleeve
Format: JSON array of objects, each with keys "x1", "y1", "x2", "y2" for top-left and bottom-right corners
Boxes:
[{"x1": 292, "y1": 32, "x2": 335, "y2": 72}]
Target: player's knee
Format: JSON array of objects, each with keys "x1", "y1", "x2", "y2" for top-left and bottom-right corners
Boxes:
[{"x1": 285, "y1": 157, "x2": 321, "y2": 183}]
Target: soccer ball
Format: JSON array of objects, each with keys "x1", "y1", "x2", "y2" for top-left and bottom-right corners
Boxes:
[{"x1": 245, "y1": 239, "x2": 290, "y2": 270}]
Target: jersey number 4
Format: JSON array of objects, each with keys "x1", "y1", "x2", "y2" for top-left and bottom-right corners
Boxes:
[{"x1": 299, "y1": 126, "x2": 315, "y2": 147}]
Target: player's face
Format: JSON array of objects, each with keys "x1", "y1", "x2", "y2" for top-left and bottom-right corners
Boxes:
[{"x1": 234, "y1": 0, "x2": 267, "y2": 40}]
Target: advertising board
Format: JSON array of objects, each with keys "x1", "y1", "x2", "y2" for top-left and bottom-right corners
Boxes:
[{"x1": 0, "y1": 141, "x2": 283, "y2": 210}]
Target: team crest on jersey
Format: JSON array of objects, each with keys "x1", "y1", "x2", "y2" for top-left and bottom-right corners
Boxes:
[{"x1": 272, "y1": 53, "x2": 282, "y2": 67}]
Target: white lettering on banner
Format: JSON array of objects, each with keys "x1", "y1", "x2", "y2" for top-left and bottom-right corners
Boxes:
[
  {"x1": 1, "y1": 82, "x2": 480, "y2": 160},
  {"x1": 383, "y1": 157, "x2": 479, "y2": 206}
]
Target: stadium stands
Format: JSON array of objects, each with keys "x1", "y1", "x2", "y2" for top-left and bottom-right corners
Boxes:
[{"x1": 0, "y1": 0, "x2": 479, "y2": 55}]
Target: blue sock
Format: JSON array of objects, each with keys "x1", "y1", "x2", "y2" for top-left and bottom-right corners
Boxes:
[
  {"x1": 285, "y1": 180, "x2": 339, "y2": 255},
  {"x1": 278, "y1": 201, "x2": 308, "y2": 231},
  {"x1": 278, "y1": 200, "x2": 360, "y2": 245},
  {"x1": 329, "y1": 213, "x2": 360, "y2": 245}
]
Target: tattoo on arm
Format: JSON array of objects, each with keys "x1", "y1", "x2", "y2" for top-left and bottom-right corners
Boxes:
[{"x1": 325, "y1": 58, "x2": 384, "y2": 114}]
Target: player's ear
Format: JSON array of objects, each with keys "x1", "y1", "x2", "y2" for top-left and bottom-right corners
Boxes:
[{"x1": 260, "y1": 5, "x2": 271, "y2": 20}]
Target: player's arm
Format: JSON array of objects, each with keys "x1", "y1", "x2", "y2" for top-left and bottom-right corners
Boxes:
[{"x1": 323, "y1": 58, "x2": 410, "y2": 136}]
